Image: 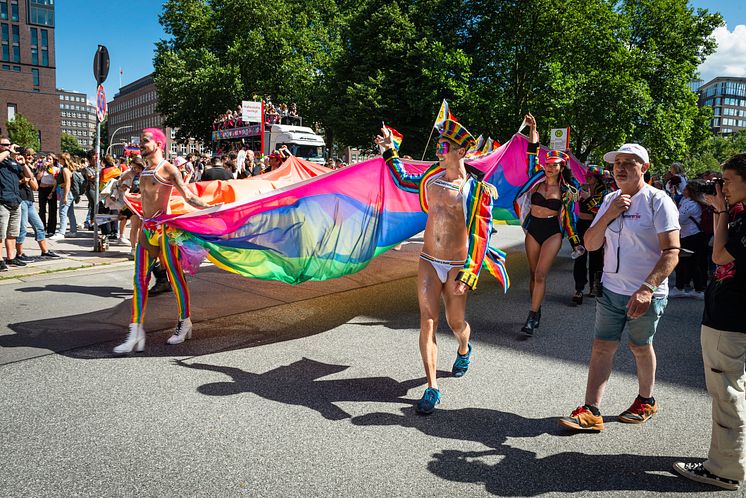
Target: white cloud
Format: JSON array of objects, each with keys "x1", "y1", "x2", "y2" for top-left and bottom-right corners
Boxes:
[{"x1": 698, "y1": 24, "x2": 746, "y2": 82}]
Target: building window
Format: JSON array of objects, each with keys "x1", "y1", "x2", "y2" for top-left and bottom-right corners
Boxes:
[
  {"x1": 40, "y1": 28, "x2": 48, "y2": 66},
  {"x1": 32, "y1": 67, "x2": 38, "y2": 86},
  {"x1": 1, "y1": 23, "x2": 8, "y2": 61},
  {"x1": 11, "y1": 24, "x2": 18, "y2": 62},
  {"x1": 10, "y1": 0, "x2": 17, "y2": 21},
  {"x1": 0, "y1": 1, "x2": 7, "y2": 20},
  {"x1": 30, "y1": 27, "x2": 38, "y2": 64},
  {"x1": 28, "y1": 0, "x2": 53, "y2": 26},
  {"x1": 7, "y1": 103, "x2": 16, "y2": 121}
]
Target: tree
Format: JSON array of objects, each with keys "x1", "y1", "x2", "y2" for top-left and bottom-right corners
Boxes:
[
  {"x1": 154, "y1": 0, "x2": 723, "y2": 164},
  {"x1": 5, "y1": 114, "x2": 40, "y2": 151},
  {"x1": 61, "y1": 132, "x2": 84, "y2": 155},
  {"x1": 320, "y1": 0, "x2": 471, "y2": 157},
  {"x1": 154, "y1": 0, "x2": 344, "y2": 143},
  {"x1": 620, "y1": 0, "x2": 722, "y2": 166}
]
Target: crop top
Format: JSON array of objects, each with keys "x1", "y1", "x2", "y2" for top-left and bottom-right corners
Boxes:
[{"x1": 531, "y1": 191, "x2": 562, "y2": 211}]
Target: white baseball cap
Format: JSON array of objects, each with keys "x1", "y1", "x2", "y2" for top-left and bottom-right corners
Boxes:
[{"x1": 603, "y1": 143, "x2": 649, "y2": 165}]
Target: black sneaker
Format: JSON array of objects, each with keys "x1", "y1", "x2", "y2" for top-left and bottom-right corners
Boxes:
[
  {"x1": 6, "y1": 257, "x2": 27, "y2": 267},
  {"x1": 17, "y1": 253, "x2": 35, "y2": 263},
  {"x1": 40, "y1": 250, "x2": 62, "y2": 259},
  {"x1": 673, "y1": 461, "x2": 741, "y2": 490},
  {"x1": 0, "y1": 260, "x2": 8, "y2": 271}
]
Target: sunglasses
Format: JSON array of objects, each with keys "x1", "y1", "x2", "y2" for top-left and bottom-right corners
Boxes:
[{"x1": 436, "y1": 142, "x2": 450, "y2": 155}]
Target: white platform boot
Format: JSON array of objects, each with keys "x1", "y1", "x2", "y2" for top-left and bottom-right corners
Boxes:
[
  {"x1": 113, "y1": 323, "x2": 146, "y2": 354},
  {"x1": 166, "y1": 318, "x2": 193, "y2": 345}
]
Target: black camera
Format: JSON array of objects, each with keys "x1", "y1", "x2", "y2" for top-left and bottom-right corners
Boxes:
[{"x1": 693, "y1": 178, "x2": 724, "y2": 196}]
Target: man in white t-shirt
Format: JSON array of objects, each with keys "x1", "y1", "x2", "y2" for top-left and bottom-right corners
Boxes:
[{"x1": 560, "y1": 143, "x2": 680, "y2": 432}]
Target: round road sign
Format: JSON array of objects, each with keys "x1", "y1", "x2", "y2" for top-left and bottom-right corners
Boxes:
[{"x1": 96, "y1": 85, "x2": 107, "y2": 122}]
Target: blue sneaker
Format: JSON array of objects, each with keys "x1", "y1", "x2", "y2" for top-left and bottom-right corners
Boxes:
[
  {"x1": 416, "y1": 387, "x2": 441, "y2": 414},
  {"x1": 452, "y1": 342, "x2": 472, "y2": 377}
]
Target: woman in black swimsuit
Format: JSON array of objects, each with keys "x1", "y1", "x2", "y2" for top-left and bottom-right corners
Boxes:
[{"x1": 518, "y1": 113, "x2": 581, "y2": 335}]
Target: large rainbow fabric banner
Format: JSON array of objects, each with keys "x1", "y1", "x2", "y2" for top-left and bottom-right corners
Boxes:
[{"x1": 143, "y1": 134, "x2": 587, "y2": 284}]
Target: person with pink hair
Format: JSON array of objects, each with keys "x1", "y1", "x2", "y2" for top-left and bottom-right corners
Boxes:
[{"x1": 114, "y1": 128, "x2": 213, "y2": 354}]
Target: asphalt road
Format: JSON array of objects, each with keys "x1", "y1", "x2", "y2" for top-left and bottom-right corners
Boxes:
[{"x1": 0, "y1": 227, "x2": 724, "y2": 497}]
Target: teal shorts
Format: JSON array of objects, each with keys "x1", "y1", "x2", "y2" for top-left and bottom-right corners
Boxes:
[{"x1": 594, "y1": 287, "x2": 668, "y2": 345}]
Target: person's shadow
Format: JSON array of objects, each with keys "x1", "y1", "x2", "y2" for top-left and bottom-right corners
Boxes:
[
  {"x1": 174, "y1": 357, "x2": 447, "y2": 421},
  {"x1": 352, "y1": 408, "x2": 712, "y2": 495},
  {"x1": 16, "y1": 284, "x2": 131, "y2": 298}
]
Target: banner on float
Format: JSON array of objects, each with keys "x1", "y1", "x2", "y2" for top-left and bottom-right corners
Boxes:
[
  {"x1": 242, "y1": 101, "x2": 263, "y2": 123},
  {"x1": 212, "y1": 124, "x2": 262, "y2": 141},
  {"x1": 549, "y1": 127, "x2": 570, "y2": 151}
]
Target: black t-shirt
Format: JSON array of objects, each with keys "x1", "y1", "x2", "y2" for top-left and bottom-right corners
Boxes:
[
  {"x1": 0, "y1": 158, "x2": 23, "y2": 205},
  {"x1": 703, "y1": 209, "x2": 746, "y2": 333},
  {"x1": 201, "y1": 166, "x2": 232, "y2": 181},
  {"x1": 19, "y1": 182, "x2": 33, "y2": 202}
]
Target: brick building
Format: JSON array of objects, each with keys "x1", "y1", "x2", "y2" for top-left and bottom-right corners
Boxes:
[
  {"x1": 0, "y1": 0, "x2": 59, "y2": 152},
  {"x1": 57, "y1": 88, "x2": 96, "y2": 150},
  {"x1": 108, "y1": 73, "x2": 205, "y2": 157}
]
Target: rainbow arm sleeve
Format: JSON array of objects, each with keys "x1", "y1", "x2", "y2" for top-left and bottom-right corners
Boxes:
[
  {"x1": 457, "y1": 180, "x2": 497, "y2": 290},
  {"x1": 527, "y1": 142, "x2": 541, "y2": 176},
  {"x1": 383, "y1": 148, "x2": 424, "y2": 193}
]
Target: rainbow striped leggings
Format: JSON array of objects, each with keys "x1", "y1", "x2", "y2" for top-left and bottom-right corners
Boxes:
[{"x1": 131, "y1": 225, "x2": 190, "y2": 324}]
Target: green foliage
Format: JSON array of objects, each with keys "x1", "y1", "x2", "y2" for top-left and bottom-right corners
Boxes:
[
  {"x1": 61, "y1": 133, "x2": 84, "y2": 155},
  {"x1": 155, "y1": 0, "x2": 344, "y2": 142},
  {"x1": 5, "y1": 114, "x2": 40, "y2": 151},
  {"x1": 154, "y1": 0, "x2": 724, "y2": 162}
]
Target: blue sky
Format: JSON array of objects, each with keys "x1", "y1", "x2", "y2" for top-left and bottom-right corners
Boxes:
[
  {"x1": 55, "y1": 0, "x2": 166, "y2": 100},
  {"x1": 55, "y1": 1, "x2": 746, "y2": 101}
]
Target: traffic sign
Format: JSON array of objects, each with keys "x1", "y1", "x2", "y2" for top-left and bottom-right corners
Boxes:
[
  {"x1": 96, "y1": 85, "x2": 107, "y2": 122},
  {"x1": 93, "y1": 45, "x2": 110, "y2": 85},
  {"x1": 549, "y1": 127, "x2": 570, "y2": 151}
]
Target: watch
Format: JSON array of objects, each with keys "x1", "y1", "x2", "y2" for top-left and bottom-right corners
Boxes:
[{"x1": 641, "y1": 281, "x2": 657, "y2": 293}]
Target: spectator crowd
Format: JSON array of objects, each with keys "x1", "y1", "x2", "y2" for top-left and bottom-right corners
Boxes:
[{"x1": 212, "y1": 97, "x2": 301, "y2": 130}]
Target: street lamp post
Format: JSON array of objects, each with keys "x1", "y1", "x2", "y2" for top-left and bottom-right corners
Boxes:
[
  {"x1": 106, "y1": 142, "x2": 127, "y2": 157},
  {"x1": 108, "y1": 125, "x2": 133, "y2": 156}
]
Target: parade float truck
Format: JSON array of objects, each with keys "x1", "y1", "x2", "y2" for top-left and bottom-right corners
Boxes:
[{"x1": 212, "y1": 123, "x2": 327, "y2": 164}]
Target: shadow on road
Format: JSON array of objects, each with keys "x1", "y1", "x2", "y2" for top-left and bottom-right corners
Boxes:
[
  {"x1": 2, "y1": 249, "x2": 706, "y2": 393},
  {"x1": 173, "y1": 357, "x2": 444, "y2": 421},
  {"x1": 16, "y1": 284, "x2": 131, "y2": 298},
  {"x1": 352, "y1": 407, "x2": 710, "y2": 495}
]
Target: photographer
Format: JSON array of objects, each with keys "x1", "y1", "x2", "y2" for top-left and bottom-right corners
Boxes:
[
  {"x1": 0, "y1": 138, "x2": 34, "y2": 270},
  {"x1": 673, "y1": 154, "x2": 746, "y2": 491}
]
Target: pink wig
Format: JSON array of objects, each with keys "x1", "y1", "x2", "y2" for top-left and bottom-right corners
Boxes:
[{"x1": 143, "y1": 128, "x2": 167, "y2": 151}]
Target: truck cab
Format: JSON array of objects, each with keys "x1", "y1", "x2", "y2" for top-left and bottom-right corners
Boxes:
[{"x1": 266, "y1": 124, "x2": 326, "y2": 164}]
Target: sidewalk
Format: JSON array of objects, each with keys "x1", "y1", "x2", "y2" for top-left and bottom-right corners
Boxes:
[{"x1": 1, "y1": 201, "x2": 133, "y2": 282}]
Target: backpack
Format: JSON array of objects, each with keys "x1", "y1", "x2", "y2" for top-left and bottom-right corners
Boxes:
[
  {"x1": 71, "y1": 170, "x2": 87, "y2": 202},
  {"x1": 692, "y1": 203, "x2": 714, "y2": 236}
]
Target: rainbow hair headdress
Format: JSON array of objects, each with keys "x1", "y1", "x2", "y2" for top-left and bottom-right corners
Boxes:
[
  {"x1": 438, "y1": 118, "x2": 476, "y2": 149},
  {"x1": 586, "y1": 164, "x2": 612, "y2": 179},
  {"x1": 546, "y1": 149, "x2": 569, "y2": 164}
]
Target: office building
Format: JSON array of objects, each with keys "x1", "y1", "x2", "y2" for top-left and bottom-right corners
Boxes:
[
  {"x1": 58, "y1": 88, "x2": 96, "y2": 149},
  {"x1": 0, "y1": 0, "x2": 60, "y2": 152},
  {"x1": 108, "y1": 73, "x2": 205, "y2": 157},
  {"x1": 697, "y1": 76, "x2": 746, "y2": 135}
]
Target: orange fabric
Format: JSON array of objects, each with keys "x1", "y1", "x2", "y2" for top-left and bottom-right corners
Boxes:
[{"x1": 125, "y1": 155, "x2": 331, "y2": 216}]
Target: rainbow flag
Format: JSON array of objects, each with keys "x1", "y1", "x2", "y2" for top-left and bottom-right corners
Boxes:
[
  {"x1": 140, "y1": 134, "x2": 587, "y2": 283},
  {"x1": 434, "y1": 99, "x2": 455, "y2": 131},
  {"x1": 384, "y1": 124, "x2": 404, "y2": 152}
]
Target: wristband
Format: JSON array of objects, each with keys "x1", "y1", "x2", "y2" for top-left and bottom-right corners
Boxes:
[
  {"x1": 640, "y1": 281, "x2": 657, "y2": 293},
  {"x1": 714, "y1": 210, "x2": 728, "y2": 215}
]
